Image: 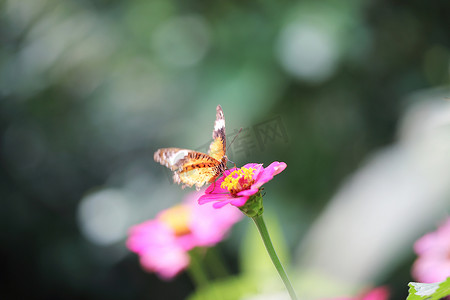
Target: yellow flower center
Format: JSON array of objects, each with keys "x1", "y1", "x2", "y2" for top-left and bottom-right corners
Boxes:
[
  {"x1": 221, "y1": 167, "x2": 256, "y2": 195},
  {"x1": 158, "y1": 205, "x2": 191, "y2": 236}
]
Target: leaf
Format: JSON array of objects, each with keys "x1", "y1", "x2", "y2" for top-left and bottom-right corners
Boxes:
[{"x1": 407, "y1": 277, "x2": 450, "y2": 300}]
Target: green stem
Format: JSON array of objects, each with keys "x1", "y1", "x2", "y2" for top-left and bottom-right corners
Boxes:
[
  {"x1": 187, "y1": 248, "x2": 209, "y2": 288},
  {"x1": 252, "y1": 214, "x2": 298, "y2": 300}
]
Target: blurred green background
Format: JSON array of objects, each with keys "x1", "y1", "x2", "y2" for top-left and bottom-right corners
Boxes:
[{"x1": 1, "y1": 0, "x2": 449, "y2": 299}]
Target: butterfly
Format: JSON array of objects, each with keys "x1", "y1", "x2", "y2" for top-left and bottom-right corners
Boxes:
[{"x1": 154, "y1": 105, "x2": 228, "y2": 190}]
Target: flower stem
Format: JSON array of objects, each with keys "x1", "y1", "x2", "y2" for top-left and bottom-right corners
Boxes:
[
  {"x1": 252, "y1": 214, "x2": 298, "y2": 300},
  {"x1": 187, "y1": 248, "x2": 209, "y2": 288},
  {"x1": 205, "y1": 247, "x2": 229, "y2": 279}
]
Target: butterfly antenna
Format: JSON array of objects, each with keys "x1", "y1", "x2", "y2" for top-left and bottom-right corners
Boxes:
[
  {"x1": 225, "y1": 128, "x2": 242, "y2": 168},
  {"x1": 227, "y1": 127, "x2": 243, "y2": 151}
]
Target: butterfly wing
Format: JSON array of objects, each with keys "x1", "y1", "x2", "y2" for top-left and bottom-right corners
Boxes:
[
  {"x1": 208, "y1": 105, "x2": 226, "y2": 161},
  {"x1": 175, "y1": 164, "x2": 220, "y2": 190},
  {"x1": 154, "y1": 105, "x2": 227, "y2": 190},
  {"x1": 154, "y1": 148, "x2": 221, "y2": 189},
  {"x1": 154, "y1": 148, "x2": 197, "y2": 171}
]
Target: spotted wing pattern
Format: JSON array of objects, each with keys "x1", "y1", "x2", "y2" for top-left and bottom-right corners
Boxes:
[
  {"x1": 153, "y1": 148, "x2": 223, "y2": 190},
  {"x1": 208, "y1": 105, "x2": 226, "y2": 161},
  {"x1": 153, "y1": 105, "x2": 227, "y2": 190}
]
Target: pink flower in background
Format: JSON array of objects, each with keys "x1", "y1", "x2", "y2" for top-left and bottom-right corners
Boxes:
[
  {"x1": 126, "y1": 190, "x2": 242, "y2": 280},
  {"x1": 325, "y1": 287, "x2": 389, "y2": 300},
  {"x1": 412, "y1": 217, "x2": 450, "y2": 283},
  {"x1": 198, "y1": 162, "x2": 287, "y2": 208}
]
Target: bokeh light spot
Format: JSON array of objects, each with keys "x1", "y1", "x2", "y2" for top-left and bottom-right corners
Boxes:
[
  {"x1": 277, "y1": 22, "x2": 338, "y2": 83},
  {"x1": 77, "y1": 189, "x2": 131, "y2": 246}
]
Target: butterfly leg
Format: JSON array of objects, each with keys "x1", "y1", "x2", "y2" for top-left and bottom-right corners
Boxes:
[
  {"x1": 208, "y1": 173, "x2": 223, "y2": 193},
  {"x1": 210, "y1": 176, "x2": 218, "y2": 193}
]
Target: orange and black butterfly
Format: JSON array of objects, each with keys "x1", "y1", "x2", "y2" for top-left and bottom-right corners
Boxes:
[{"x1": 154, "y1": 105, "x2": 227, "y2": 190}]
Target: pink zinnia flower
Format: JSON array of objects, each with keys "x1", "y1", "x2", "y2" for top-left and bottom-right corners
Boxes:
[
  {"x1": 325, "y1": 287, "x2": 389, "y2": 300},
  {"x1": 126, "y1": 191, "x2": 242, "y2": 280},
  {"x1": 198, "y1": 162, "x2": 287, "y2": 209},
  {"x1": 412, "y1": 217, "x2": 450, "y2": 283}
]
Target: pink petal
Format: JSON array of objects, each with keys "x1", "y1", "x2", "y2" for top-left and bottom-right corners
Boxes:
[
  {"x1": 176, "y1": 233, "x2": 198, "y2": 251},
  {"x1": 323, "y1": 287, "x2": 389, "y2": 300},
  {"x1": 198, "y1": 193, "x2": 234, "y2": 205},
  {"x1": 203, "y1": 194, "x2": 249, "y2": 208},
  {"x1": 362, "y1": 287, "x2": 389, "y2": 300},
  {"x1": 237, "y1": 188, "x2": 259, "y2": 197},
  {"x1": 242, "y1": 163, "x2": 263, "y2": 170},
  {"x1": 230, "y1": 196, "x2": 249, "y2": 207},
  {"x1": 126, "y1": 220, "x2": 174, "y2": 254},
  {"x1": 211, "y1": 184, "x2": 230, "y2": 194},
  {"x1": 140, "y1": 247, "x2": 189, "y2": 280},
  {"x1": 412, "y1": 217, "x2": 450, "y2": 282},
  {"x1": 208, "y1": 195, "x2": 249, "y2": 208},
  {"x1": 213, "y1": 199, "x2": 234, "y2": 208},
  {"x1": 253, "y1": 161, "x2": 287, "y2": 189},
  {"x1": 270, "y1": 161, "x2": 287, "y2": 175},
  {"x1": 127, "y1": 219, "x2": 190, "y2": 279},
  {"x1": 412, "y1": 255, "x2": 450, "y2": 283},
  {"x1": 189, "y1": 199, "x2": 242, "y2": 246},
  {"x1": 414, "y1": 233, "x2": 436, "y2": 254},
  {"x1": 127, "y1": 189, "x2": 243, "y2": 280}
]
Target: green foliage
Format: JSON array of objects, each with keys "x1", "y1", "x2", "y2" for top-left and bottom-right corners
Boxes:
[
  {"x1": 188, "y1": 213, "x2": 292, "y2": 300},
  {"x1": 407, "y1": 277, "x2": 450, "y2": 300},
  {"x1": 187, "y1": 276, "x2": 257, "y2": 300}
]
